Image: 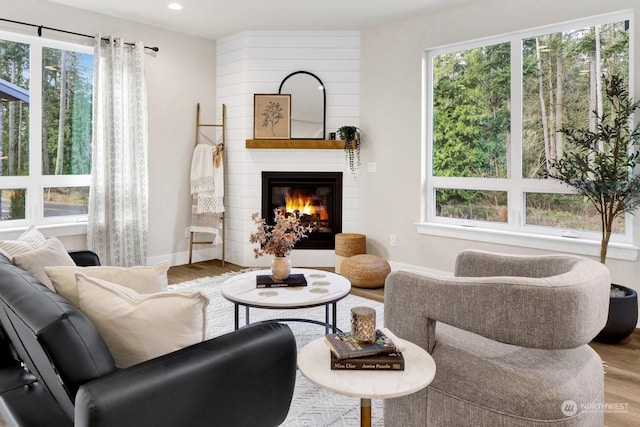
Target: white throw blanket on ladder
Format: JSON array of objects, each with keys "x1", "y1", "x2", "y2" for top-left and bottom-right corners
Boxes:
[{"x1": 190, "y1": 143, "x2": 224, "y2": 244}]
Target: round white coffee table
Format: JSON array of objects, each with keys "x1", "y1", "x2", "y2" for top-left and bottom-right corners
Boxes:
[
  {"x1": 221, "y1": 268, "x2": 351, "y2": 333},
  {"x1": 297, "y1": 336, "x2": 436, "y2": 427}
]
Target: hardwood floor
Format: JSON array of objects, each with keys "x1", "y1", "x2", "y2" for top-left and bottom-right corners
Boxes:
[
  {"x1": 167, "y1": 259, "x2": 243, "y2": 284},
  {"x1": 168, "y1": 260, "x2": 638, "y2": 426},
  {"x1": 589, "y1": 334, "x2": 640, "y2": 426}
]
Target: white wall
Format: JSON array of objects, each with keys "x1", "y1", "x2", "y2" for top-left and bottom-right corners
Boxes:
[
  {"x1": 215, "y1": 31, "x2": 361, "y2": 268},
  {"x1": 2, "y1": 0, "x2": 217, "y2": 264},
  {"x1": 359, "y1": 0, "x2": 640, "y2": 309}
]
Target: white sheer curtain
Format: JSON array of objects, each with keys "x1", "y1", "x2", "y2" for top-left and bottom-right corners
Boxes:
[{"x1": 88, "y1": 35, "x2": 149, "y2": 266}]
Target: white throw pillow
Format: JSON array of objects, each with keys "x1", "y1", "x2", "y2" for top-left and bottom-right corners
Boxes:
[
  {"x1": 0, "y1": 225, "x2": 47, "y2": 261},
  {"x1": 76, "y1": 273, "x2": 208, "y2": 369},
  {"x1": 45, "y1": 261, "x2": 170, "y2": 308},
  {"x1": 12, "y1": 238, "x2": 76, "y2": 290},
  {"x1": 17, "y1": 225, "x2": 47, "y2": 247}
]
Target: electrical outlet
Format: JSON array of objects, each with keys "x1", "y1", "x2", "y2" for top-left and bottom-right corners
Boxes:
[
  {"x1": 368, "y1": 162, "x2": 377, "y2": 173},
  {"x1": 390, "y1": 234, "x2": 397, "y2": 247},
  {"x1": 185, "y1": 227, "x2": 191, "y2": 239}
]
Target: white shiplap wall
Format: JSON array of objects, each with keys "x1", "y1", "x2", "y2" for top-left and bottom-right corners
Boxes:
[{"x1": 216, "y1": 31, "x2": 361, "y2": 267}]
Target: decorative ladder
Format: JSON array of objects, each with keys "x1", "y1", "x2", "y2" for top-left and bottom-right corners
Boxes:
[{"x1": 189, "y1": 103, "x2": 226, "y2": 266}]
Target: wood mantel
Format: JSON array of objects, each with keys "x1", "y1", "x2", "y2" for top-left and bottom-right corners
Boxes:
[{"x1": 245, "y1": 139, "x2": 345, "y2": 149}]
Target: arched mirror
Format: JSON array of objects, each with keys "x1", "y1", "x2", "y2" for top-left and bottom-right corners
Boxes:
[{"x1": 279, "y1": 71, "x2": 326, "y2": 139}]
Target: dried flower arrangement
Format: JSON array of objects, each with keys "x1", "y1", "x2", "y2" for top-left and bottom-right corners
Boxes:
[{"x1": 250, "y1": 209, "x2": 311, "y2": 258}]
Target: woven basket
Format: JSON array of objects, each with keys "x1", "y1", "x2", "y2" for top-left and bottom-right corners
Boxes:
[
  {"x1": 341, "y1": 254, "x2": 391, "y2": 289},
  {"x1": 335, "y1": 233, "x2": 366, "y2": 257},
  {"x1": 334, "y1": 254, "x2": 348, "y2": 274}
]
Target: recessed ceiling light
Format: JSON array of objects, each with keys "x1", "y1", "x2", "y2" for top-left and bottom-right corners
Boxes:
[{"x1": 168, "y1": 3, "x2": 183, "y2": 10}]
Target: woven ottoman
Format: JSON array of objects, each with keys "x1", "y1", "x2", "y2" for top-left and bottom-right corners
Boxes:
[
  {"x1": 341, "y1": 254, "x2": 391, "y2": 289},
  {"x1": 334, "y1": 233, "x2": 366, "y2": 274}
]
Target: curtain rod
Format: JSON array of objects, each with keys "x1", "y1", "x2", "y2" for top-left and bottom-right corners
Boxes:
[{"x1": 0, "y1": 17, "x2": 159, "y2": 52}]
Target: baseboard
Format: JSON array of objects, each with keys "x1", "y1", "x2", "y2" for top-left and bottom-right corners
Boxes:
[
  {"x1": 146, "y1": 247, "x2": 224, "y2": 267},
  {"x1": 387, "y1": 260, "x2": 451, "y2": 276}
]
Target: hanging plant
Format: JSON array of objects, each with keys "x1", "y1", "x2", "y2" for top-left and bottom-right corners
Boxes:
[{"x1": 337, "y1": 126, "x2": 362, "y2": 179}]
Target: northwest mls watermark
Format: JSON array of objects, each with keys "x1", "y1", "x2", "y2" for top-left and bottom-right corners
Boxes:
[{"x1": 561, "y1": 400, "x2": 629, "y2": 416}]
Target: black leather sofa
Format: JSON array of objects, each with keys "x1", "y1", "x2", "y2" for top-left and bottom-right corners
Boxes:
[{"x1": 0, "y1": 251, "x2": 297, "y2": 427}]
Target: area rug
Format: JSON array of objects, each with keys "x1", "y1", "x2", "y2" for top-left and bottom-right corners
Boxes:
[{"x1": 169, "y1": 271, "x2": 385, "y2": 426}]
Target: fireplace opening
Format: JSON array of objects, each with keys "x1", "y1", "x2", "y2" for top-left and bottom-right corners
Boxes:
[{"x1": 262, "y1": 172, "x2": 342, "y2": 250}]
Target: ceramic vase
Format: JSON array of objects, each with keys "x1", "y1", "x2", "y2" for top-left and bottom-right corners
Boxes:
[{"x1": 271, "y1": 255, "x2": 292, "y2": 280}]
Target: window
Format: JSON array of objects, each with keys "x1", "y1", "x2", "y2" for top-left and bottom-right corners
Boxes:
[
  {"x1": 0, "y1": 31, "x2": 92, "y2": 228},
  {"x1": 423, "y1": 13, "x2": 632, "y2": 253}
]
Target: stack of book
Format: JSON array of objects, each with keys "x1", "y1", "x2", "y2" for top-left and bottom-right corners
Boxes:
[
  {"x1": 324, "y1": 328, "x2": 404, "y2": 371},
  {"x1": 256, "y1": 274, "x2": 307, "y2": 288}
]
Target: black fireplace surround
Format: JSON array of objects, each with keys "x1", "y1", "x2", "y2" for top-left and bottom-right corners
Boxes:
[{"x1": 262, "y1": 171, "x2": 343, "y2": 250}]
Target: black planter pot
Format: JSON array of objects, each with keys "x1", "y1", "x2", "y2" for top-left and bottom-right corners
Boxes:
[{"x1": 594, "y1": 284, "x2": 638, "y2": 343}]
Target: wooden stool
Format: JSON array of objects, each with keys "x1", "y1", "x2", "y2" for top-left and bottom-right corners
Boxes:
[
  {"x1": 335, "y1": 233, "x2": 366, "y2": 273},
  {"x1": 341, "y1": 254, "x2": 391, "y2": 289}
]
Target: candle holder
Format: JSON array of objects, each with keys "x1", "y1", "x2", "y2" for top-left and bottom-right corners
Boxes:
[{"x1": 350, "y1": 306, "x2": 376, "y2": 344}]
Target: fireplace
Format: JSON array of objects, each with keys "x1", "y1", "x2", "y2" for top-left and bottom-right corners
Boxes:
[{"x1": 262, "y1": 172, "x2": 343, "y2": 250}]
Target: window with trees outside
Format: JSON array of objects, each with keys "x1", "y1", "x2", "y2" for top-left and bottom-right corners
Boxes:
[
  {"x1": 0, "y1": 31, "x2": 92, "y2": 228},
  {"x1": 422, "y1": 12, "x2": 633, "y2": 254}
]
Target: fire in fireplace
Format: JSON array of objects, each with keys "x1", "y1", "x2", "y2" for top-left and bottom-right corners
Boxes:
[{"x1": 262, "y1": 172, "x2": 342, "y2": 250}]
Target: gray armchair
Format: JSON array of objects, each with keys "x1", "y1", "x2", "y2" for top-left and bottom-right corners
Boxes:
[{"x1": 384, "y1": 250, "x2": 610, "y2": 426}]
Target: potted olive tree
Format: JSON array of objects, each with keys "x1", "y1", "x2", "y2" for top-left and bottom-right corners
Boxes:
[{"x1": 546, "y1": 74, "x2": 639, "y2": 342}]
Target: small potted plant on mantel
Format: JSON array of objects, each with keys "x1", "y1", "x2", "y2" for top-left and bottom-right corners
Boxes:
[
  {"x1": 337, "y1": 126, "x2": 362, "y2": 180},
  {"x1": 545, "y1": 74, "x2": 639, "y2": 343}
]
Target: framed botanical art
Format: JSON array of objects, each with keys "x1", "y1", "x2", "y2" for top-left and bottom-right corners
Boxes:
[{"x1": 254, "y1": 94, "x2": 291, "y2": 139}]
